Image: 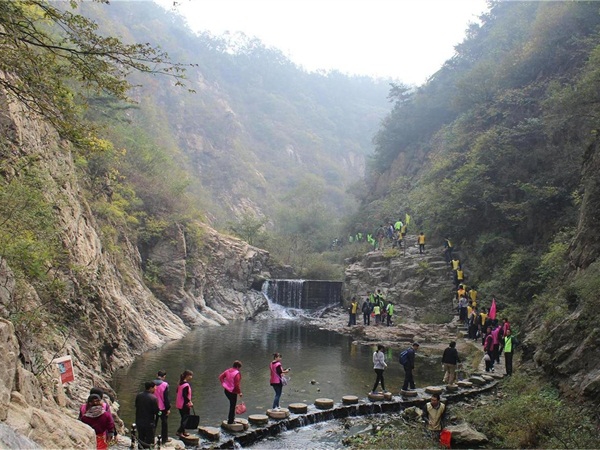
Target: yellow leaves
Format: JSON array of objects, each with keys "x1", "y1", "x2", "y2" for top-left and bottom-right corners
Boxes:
[{"x1": 79, "y1": 135, "x2": 114, "y2": 153}]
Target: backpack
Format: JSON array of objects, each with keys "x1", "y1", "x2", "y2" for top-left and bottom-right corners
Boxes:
[{"x1": 399, "y1": 349, "x2": 409, "y2": 365}]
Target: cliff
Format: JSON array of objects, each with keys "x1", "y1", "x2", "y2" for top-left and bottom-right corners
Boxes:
[{"x1": 0, "y1": 85, "x2": 287, "y2": 447}]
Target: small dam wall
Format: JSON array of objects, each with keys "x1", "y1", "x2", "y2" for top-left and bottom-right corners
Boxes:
[{"x1": 263, "y1": 279, "x2": 343, "y2": 309}]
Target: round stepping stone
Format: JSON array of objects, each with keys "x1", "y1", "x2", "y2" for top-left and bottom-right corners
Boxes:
[
  {"x1": 314, "y1": 398, "x2": 334, "y2": 409},
  {"x1": 425, "y1": 386, "x2": 443, "y2": 395},
  {"x1": 342, "y1": 395, "x2": 359, "y2": 405},
  {"x1": 248, "y1": 414, "x2": 269, "y2": 426},
  {"x1": 368, "y1": 392, "x2": 385, "y2": 401},
  {"x1": 400, "y1": 389, "x2": 418, "y2": 397},
  {"x1": 235, "y1": 418, "x2": 249, "y2": 430},
  {"x1": 221, "y1": 420, "x2": 244, "y2": 432},
  {"x1": 266, "y1": 408, "x2": 290, "y2": 419},
  {"x1": 481, "y1": 374, "x2": 494, "y2": 382},
  {"x1": 198, "y1": 426, "x2": 220, "y2": 441},
  {"x1": 383, "y1": 392, "x2": 393, "y2": 400},
  {"x1": 457, "y1": 380, "x2": 473, "y2": 388},
  {"x1": 178, "y1": 434, "x2": 200, "y2": 444},
  {"x1": 288, "y1": 403, "x2": 308, "y2": 414},
  {"x1": 445, "y1": 384, "x2": 459, "y2": 392}
]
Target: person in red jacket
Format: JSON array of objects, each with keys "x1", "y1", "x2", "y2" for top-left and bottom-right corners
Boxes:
[
  {"x1": 219, "y1": 360, "x2": 243, "y2": 424},
  {"x1": 79, "y1": 394, "x2": 115, "y2": 450}
]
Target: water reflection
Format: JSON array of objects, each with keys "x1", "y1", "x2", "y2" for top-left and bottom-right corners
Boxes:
[{"x1": 112, "y1": 320, "x2": 440, "y2": 431}]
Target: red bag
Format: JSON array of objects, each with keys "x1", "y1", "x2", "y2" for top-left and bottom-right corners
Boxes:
[
  {"x1": 440, "y1": 429, "x2": 452, "y2": 448},
  {"x1": 235, "y1": 402, "x2": 246, "y2": 415}
]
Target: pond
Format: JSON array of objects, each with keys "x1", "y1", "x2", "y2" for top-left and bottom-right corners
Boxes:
[{"x1": 112, "y1": 319, "x2": 441, "y2": 436}]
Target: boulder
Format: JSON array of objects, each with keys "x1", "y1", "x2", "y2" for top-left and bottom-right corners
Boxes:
[
  {"x1": 198, "y1": 426, "x2": 220, "y2": 441},
  {"x1": 445, "y1": 422, "x2": 488, "y2": 446}
]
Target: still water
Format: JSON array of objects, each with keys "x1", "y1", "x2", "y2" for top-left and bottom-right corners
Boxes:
[{"x1": 112, "y1": 319, "x2": 440, "y2": 432}]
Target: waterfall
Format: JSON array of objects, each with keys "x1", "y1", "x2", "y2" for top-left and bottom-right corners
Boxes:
[
  {"x1": 261, "y1": 280, "x2": 302, "y2": 318},
  {"x1": 262, "y1": 279, "x2": 342, "y2": 311}
]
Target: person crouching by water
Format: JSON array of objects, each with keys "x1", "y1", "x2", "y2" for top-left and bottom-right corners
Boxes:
[
  {"x1": 175, "y1": 370, "x2": 193, "y2": 438},
  {"x1": 79, "y1": 394, "x2": 115, "y2": 450},
  {"x1": 371, "y1": 344, "x2": 388, "y2": 393},
  {"x1": 219, "y1": 360, "x2": 243, "y2": 424},
  {"x1": 270, "y1": 353, "x2": 290, "y2": 410}
]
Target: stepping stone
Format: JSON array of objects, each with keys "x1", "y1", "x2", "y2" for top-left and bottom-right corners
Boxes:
[
  {"x1": 178, "y1": 434, "x2": 200, "y2": 445},
  {"x1": 221, "y1": 420, "x2": 244, "y2": 432},
  {"x1": 383, "y1": 392, "x2": 393, "y2": 400},
  {"x1": 314, "y1": 398, "x2": 334, "y2": 409},
  {"x1": 481, "y1": 374, "x2": 494, "y2": 382},
  {"x1": 368, "y1": 392, "x2": 385, "y2": 401},
  {"x1": 266, "y1": 408, "x2": 290, "y2": 419},
  {"x1": 342, "y1": 395, "x2": 359, "y2": 405},
  {"x1": 248, "y1": 414, "x2": 269, "y2": 426},
  {"x1": 400, "y1": 389, "x2": 418, "y2": 397},
  {"x1": 470, "y1": 376, "x2": 486, "y2": 386},
  {"x1": 198, "y1": 426, "x2": 220, "y2": 441},
  {"x1": 445, "y1": 384, "x2": 459, "y2": 392},
  {"x1": 490, "y1": 372, "x2": 505, "y2": 379},
  {"x1": 425, "y1": 386, "x2": 443, "y2": 395},
  {"x1": 457, "y1": 380, "x2": 473, "y2": 388},
  {"x1": 235, "y1": 418, "x2": 249, "y2": 430},
  {"x1": 288, "y1": 403, "x2": 308, "y2": 414}
]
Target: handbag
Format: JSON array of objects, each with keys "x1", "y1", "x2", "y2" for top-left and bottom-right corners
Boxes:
[
  {"x1": 235, "y1": 402, "x2": 246, "y2": 415},
  {"x1": 281, "y1": 375, "x2": 289, "y2": 386},
  {"x1": 185, "y1": 407, "x2": 200, "y2": 429}
]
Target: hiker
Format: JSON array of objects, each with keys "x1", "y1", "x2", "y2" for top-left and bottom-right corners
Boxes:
[
  {"x1": 135, "y1": 381, "x2": 159, "y2": 449},
  {"x1": 423, "y1": 393, "x2": 446, "y2": 440},
  {"x1": 79, "y1": 387, "x2": 111, "y2": 418},
  {"x1": 491, "y1": 322, "x2": 502, "y2": 364},
  {"x1": 375, "y1": 225, "x2": 385, "y2": 250},
  {"x1": 153, "y1": 370, "x2": 171, "y2": 445},
  {"x1": 219, "y1": 360, "x2": 243, "y2": 425},
  {"x1": 348, "y1": 297, "x2": 358, "y2": 326},
  {"x1": 468, "y1": 306, "x2": 479, "y2": 340},
  {"x1": 451, "y1": 256, "x2": 461, "y2": 271},
  {"x1": 373, "y1": 302, "x2": 381, "y2": 325},
  {"x1": 444, "y1": 237, "x2": 453, "y2": 263},
  {"x1": 361, "y1": 298, "x2": 371, "y2": 325},
  {"x1": 270, "y1": 353, "x2": 290, "y2": 410},
  {"x1": 458, "y1": 295, "x2": 468, "y2": 324},
  {"x1": 483, "y1": 326, "x2": 495, "y2": 372},
  {"x1": 418, "y1": 232, "x2": 426, "y2": 253},
  {"x1": 371, "y1": 344, "x2": 388, "y2": 393},
  {"x1": 385, "y1": 301, "x2": 394, "y2": 326},
  {"x1": 79, "y1": 394, "x2": 115, "y2": 450},
  {"x1": 502, "y1": 329, "x2": 519, "y2": 376},
  {"x1": 175, "y1": 370, "x2": 193, "y2": 438},
  {"x1": 401, "y1": 342, "x2": 420, "y2": 391},
  {"x1": 441, "y1": 341, "x2": 460, "y2": 385}
]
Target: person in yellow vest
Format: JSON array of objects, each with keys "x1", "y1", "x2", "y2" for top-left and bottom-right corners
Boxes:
[
  {"x1": 347, "y1": 297, "x2": 358, "y2": 326},
  {"x1": 453, "y1": 268, "x2": 465, "y2": 288},
  {"x1": 469, "y1": 286, "x2": 478, "y2": 304},
  {"x1": 400, "y1": 223, "x2": 407, "y2": 238},
  {"x1": 443, "y1": 237, "x2": 453, "y2": 263},
  {"x1": 502, "y1": 328, "x2": 519, "y2": 376},
  {"x1": 423, "y1": 393, "x2": 446, "y2": 440},
  {"x1": 451, "y1": 257, "x2": 461, "y2": 271},
  {"x1": 479, "y1": 307, "x2": 488, "y2": 343},
  {"x1": 418, "y1": 232, "x2": 426, "y2": 254},
  {"x1": 373, "y1": 303, "x2": 381, "y2": 325}
]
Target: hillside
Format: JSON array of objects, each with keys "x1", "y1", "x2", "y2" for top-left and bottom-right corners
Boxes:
[{"x1": 354, "y1": 0, "x2": 600, "y2": 404}]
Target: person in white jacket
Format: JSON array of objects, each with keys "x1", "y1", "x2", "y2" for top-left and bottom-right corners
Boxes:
[{"x1": 371, "y1": 344, "x2": 388, "y2": 393}]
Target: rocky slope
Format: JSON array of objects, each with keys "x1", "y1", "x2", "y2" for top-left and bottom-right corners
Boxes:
[{"x1": 0, "y1": 86, "x2": 289, "y2": 447}]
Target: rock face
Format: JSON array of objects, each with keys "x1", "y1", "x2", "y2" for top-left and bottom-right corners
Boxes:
[
  {"x1": 0, "y1": 85, "x2": 288, "y2": 446},
  {"x1": 343, "y1": 238, "x2": 456, "y2": 321}
]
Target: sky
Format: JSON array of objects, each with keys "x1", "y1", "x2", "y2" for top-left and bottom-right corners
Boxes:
[{"x1": 155, "y1": 0, "x2": 489, "y2": 86}]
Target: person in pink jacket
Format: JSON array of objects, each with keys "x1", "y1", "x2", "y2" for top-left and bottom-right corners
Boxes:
[
  {"x1": 219, "y1": 360, "x2": 243, "y2": 424},
  {"x1": 270, "y1": 353, "x2": 290, "y2": 409},
  {"x1": 175, "y1": 370, "x2": 193, "y2": 438}
]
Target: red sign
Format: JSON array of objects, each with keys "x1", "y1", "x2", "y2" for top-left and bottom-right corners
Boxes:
[{"x1": 53, "y1": 356, "x2": 75, "y2": 384}]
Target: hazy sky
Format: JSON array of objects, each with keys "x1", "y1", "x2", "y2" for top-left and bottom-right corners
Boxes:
[{"x1": 155, "y1": 0, "x2": 489, "y2": 85}]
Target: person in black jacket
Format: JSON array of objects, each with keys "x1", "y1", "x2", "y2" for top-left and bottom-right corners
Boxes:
[
  {"x1": 402, "y1": 342, "x2": 420, "y2": 391},
  {"x1": 441, "y1": 341, "x2": 460, "y2": 384},
  {"x1": 135, "y1": 381, "x2": 159, "y2": 449}
]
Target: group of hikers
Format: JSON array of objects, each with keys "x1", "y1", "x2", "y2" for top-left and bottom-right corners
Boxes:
[
  {"x1": 347, "y1": 289, "x2": 395, "y2": 327},
  {"x1": 449, "y1": 243, "x2": 519, "y2": 376},
  {"x1": 78, "y1": 354, "x2": 291, "y2": 449}
]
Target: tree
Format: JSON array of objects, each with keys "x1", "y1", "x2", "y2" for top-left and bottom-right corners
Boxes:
[{"x1": 0, "y1": 0, "x2": 188, "y2": 146}]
